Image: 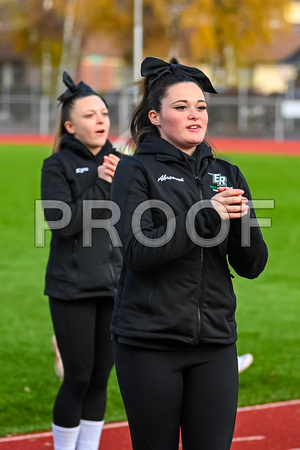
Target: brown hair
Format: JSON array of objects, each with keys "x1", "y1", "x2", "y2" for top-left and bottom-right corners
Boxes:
[{"x1": 130, "y1": 72, "x2": 209, "y2": 152}]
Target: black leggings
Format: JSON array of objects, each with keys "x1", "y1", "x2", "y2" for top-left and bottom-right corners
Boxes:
[
  {"x1": 114, "y1": 341, "x2": 238, "y2": 450},
  {"x1": 49, "y1": 296, "x2": 114, "y2": 427}
]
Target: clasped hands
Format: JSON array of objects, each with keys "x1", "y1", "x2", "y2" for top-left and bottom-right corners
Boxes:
[{"x1": 211, "y1": 187, "x2": 249, "y2": 220}]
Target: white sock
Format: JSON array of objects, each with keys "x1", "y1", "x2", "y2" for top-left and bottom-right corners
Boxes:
[
  {"x1": 76, "y1": 419, "x2": 105, "y2": 450},
  {"x1": 52, "y1": 423, "x2": 80, "y2": 450}
]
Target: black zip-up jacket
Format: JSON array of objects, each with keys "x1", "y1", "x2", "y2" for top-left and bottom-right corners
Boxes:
[
  {"x1": 110, "y1": 135, "x2": 268, "y2": 347},
  {"x1": 41, "y1": 134, "x2": 122, "y2": 300}
]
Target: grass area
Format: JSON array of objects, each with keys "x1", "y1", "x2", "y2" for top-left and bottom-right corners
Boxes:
[
  {"x1": 223, "y1": 153, "x2": 300, "y2": 406},
  {"x1": 0, "y1": 144, "x2": 299, "y2": 436}
]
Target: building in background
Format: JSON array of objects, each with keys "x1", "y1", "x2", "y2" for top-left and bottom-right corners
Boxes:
[
  {"x1": 250, "y1": 0, "x2": 300, "y2": 95},
  {"x1": 77, "y1": 32, "x2": 127, "y2": 93}
]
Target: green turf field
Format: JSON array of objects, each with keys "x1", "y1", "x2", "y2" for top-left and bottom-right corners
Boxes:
[{"x1": 0, "y1": 144, "x2": 299, "y2": 436}]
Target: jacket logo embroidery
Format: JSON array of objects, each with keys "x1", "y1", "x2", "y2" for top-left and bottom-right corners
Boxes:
[
  {"x1": 208, "y1": 172, "x2": 231, "y2": 192},
  {"x1": 76, "y1": 167, "x2": 89, "y2": 174},
  {"x1": 157, "y1": 174, "x2": 184, "y2": 183}
]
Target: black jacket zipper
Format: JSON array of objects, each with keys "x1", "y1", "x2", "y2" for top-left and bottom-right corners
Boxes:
[
  {"x1": 194, "y1": 175, "x2": 204, "y2": 343},
  {"x1": 194, "y1": 158, "x2": 210, "y2": 343},
  {"x1": 164, "y1": 156, "x2": 208, "y2": 343}
]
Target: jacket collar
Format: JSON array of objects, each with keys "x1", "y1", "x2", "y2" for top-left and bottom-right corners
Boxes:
[
  {"x1": 137, "y1": 135, "x2": 214, "y2": 163},
  {"x1": 60, "y1": 134, "x2": 113, "y2": 160}
]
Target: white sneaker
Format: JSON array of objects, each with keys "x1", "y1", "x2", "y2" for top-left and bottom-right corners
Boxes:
[
  {"x1": 237, "y1": 353, "x2": 254, "y2": 373},
  {"x1": 52, "y1": 335, "x2": 64, "y2": 381}
]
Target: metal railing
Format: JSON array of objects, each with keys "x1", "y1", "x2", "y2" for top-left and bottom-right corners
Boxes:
[{"x1": 0, "y1": 91, "x2": 299, "y2": 141}]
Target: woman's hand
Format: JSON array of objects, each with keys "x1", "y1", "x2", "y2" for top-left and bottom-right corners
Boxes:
[
  {"x1": 98, "y1": 154, "x2": 120, "y2": 183},
  {"x1": 211, "y1": 187, "x2": 249, "y2": 220}
]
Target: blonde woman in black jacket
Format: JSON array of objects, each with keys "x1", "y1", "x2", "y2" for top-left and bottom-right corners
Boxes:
[
  {"x1": 41, "y1": 73, "x2": 121, "y2": 450},
  {"x1": 111, "y1": 57, "x2": 268, "y2": 450}
]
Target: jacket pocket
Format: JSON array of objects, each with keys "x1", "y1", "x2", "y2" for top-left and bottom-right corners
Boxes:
[
  {"x1": 120, "y1": 270, "x2": 156, "y2": 315},
  {"x1": 227, "y1": 274, "x2": 236, "y2": 321}
]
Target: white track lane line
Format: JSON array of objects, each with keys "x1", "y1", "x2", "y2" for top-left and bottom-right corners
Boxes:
[
  {"x1": 0, "y1": 422, "x2": 129, "y2": 443},
  {"x1": 233, "y1": 436, "x2": 265, "y2": 442},
  {"x1": 238, "y1": 399, "x2": 300, "y2": 412},
  {"x1": 0, "y1": 400, "x2": 299, "y2": 443}
]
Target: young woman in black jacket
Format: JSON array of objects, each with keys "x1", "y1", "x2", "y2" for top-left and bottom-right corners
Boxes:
[
  {"x1": 41, "y1": 73, "x2": 121, "y2": 450},
  {"x1": 110, "y1": 57, "x2": 268, "y2": 450}
]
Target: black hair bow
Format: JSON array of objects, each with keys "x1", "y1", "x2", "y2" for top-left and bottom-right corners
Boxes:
[
  {"x1": 57, "y1": 71, "x2": 97, "y2": 104},
  {"x1": 141, "y1": 57, "x2": 217, "y2": 94}
]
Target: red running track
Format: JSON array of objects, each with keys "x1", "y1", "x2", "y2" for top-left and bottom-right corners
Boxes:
[
  {"x1": 0, "y1": 134, "x2": 299, "y2": 155},
  {"x1": 0, "y1": 400, "x2": 299, "y2": 450}
]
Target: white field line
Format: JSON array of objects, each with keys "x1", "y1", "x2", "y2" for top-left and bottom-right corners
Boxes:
[{"x1": 0, "y1": 400, "x2": 299, "y2": 443}]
